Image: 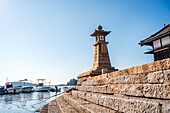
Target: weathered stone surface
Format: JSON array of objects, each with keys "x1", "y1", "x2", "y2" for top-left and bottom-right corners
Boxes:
[
  {"x1": 88, "y1": 73, "x2": 108, "y2": 80},
  {"x1": 150, "y1": 60, "x2": 162, "y2": 72},
  {"x1": 147, "y1": 71, "x2": 164, "y2": 83},
  {"x1": 48, "y1": 100, "x2": 58, "y2": 113},
  {"x1": 81, "y1": 79, "x2": 97, "y2": 86},
  {"x1": 56, "y1": 96, "x2": 78, "y2": 113},
  {"x1": 63, "y1": 94, "x2": 92, "y2": 113},
  {"x1": 82, "y1": 78, "x2": 107, "y2": 86},
  {"x1": 77, "y1": 76, "x2": 89, "y2": 85},
  {"x1": 77, "y1": 91, "x2": 86, "y2": 99},
  {"x1": 161, "y1": 58, "x2": 170, "y2": 70},
  {"x1": 73, "y1": 91, "x2": 169, "y2": 113},
  {"x1": 81, "y1": 69, "x2": 170, "y2": 86},
  {"x1": 76, "y1": 86, "x2": 107, "y2": 93},
  {"x1": 50, "y1": 59, "x2": 170, "y2": 113},
  {"x1": 107, "y1": 71, "x2": 119, "y2": 78},
  {"x1": 77, "y1": 83, "x2": 169, "y2": 99},
  {"x1": 96, "y1": 78, "x2": 107, "y2": 85},
  {"x1": 162, "y1": 102, "x2": 170, "y2": 113},
  {"x1": 108, "y1": 74, "x2": 147, "y2": 84},
  {"x1": 85, "y1": 92, "x2": 101, "y2": 104},
  {"x1": 63, "y1": 94, "x2": 117, "y2": 113},
  {"x1": 149, "y1": 84, "x2": 169, "y2": 99},
  {"x1": 164, "y1": 69, "x2": 170, "y2": 84},
  {"x1": 107, "y1": 84, "x2": 144, "y2": 97},
  {"x1": 77, "y1": 70, "x2": 92, "y2": 78},
  {"x1": 78, "y1": 59, "x2": 170, "y2": 86},
  {"x1": 102, "y1": 58, "x2": 170, "y2": 79},
  {"x1": 72, "y1": 90, "x2": 78, "y2": 98},
  {"x1": 79, "y1": 81, "x2": 169, "y2": 99}
]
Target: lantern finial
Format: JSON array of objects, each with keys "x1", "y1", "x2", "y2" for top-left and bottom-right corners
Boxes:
[{"x1": 98, "y1": 25, "x2": 102, "y2": 30}]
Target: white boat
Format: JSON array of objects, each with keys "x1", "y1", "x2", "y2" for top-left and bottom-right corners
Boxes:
[
  {"x1": 19, "y1": 79, "x2": 33, "y2": 93},
  {"x1": 22, "y1": 86, "x2": 33, "y2": 93},
  {"x1": 5, "y1": 82, "x2": 22, "y2": 94},
  {"x1": 33, "y1": 79, "x2": 50, "y2": 92},
  {"x1": 33, "y1": 86, "x2": 49, "y2": 92}
]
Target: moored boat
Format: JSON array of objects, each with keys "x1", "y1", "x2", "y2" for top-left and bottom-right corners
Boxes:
[
  {"x1": 19, "y1": 79, "x2": 33, "y2": 93},
  {"x1": 33, "y1": 79, "x2": 50, "y2": 92},
  {"x1": 22, "y1": 86, "x2": 33, "y2": 93},
  {"x1": 5, "y1": 82, "x2": 22, "y2": 94}
]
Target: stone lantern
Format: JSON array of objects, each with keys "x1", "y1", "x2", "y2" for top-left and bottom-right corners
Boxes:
[{"x1": 90, "y1": 25, "x2": 117, "y2": 73}]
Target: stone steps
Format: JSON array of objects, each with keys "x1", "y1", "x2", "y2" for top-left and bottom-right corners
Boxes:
[
  {"x1": 63, "y1": 93, "x2": 119, "y2": 113},
  {"x1": 81, "y1": 69, "x2": 170, "y2": 86},
  {"x1": 77, "y1": 69, "x2": 170, "y2": 100},
  {"x1": 72, "y1": 90, "x2": 170, "y2": 113},
  {"x1": 40, "y1": 100, "x2": 60, "y2": 113},
  {"x1": 48, "y1": 100, "x2": 59, "y2": 113},
  {"x1": 76, "y1": 83, "x2": 170, "y2": 99},
  {"x1": 41, "y1": 58, "x2": 170, "y2": 113},
  {"x1": 56, "y1": 95, "x2": 78, "y2": 113}
]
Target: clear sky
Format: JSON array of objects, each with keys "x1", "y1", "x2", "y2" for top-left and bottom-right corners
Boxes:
[{"x1": 0, "y1": 0, "x2": 170, "y2": 85}]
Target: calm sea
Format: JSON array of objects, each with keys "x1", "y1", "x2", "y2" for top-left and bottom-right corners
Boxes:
[{"x1": 0, "y1": 85, "x2": 71, "y2": 113}]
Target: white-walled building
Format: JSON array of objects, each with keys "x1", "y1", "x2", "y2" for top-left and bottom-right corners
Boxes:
[{"x1": 140, "y1": 24, "x2": 170, "y2": 61}]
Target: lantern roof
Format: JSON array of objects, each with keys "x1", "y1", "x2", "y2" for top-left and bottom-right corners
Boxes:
[{"x1": 90, "y1": 25, "x2": 111, "y2": 37}]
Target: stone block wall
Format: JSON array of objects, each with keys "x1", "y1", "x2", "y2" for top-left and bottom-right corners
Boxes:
[{"x1": 73, "y1": 58, "x2": 170, "y2": 113}]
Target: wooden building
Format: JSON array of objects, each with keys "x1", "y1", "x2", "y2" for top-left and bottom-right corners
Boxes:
[{"x1": 139, "y1": 24, "x2": 170, "y2": 61}]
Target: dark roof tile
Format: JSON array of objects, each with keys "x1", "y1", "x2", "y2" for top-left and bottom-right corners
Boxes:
[{"x1": 140, "y1": 24, "x2": 170, "y2": 46}]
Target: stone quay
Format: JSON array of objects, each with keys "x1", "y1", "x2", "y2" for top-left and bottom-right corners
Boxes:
[{"x1": 40, "y1": 25, "x2": 170, "y2": 113}]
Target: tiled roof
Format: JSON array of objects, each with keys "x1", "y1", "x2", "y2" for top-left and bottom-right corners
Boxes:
[{"x1": 139, "y1": 24, "x2": 170, "y2": 46}]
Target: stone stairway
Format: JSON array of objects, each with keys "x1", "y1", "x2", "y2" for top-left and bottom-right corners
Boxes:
[
  {"x1": 40, "y1": 93, "x2": 119, "y2": 113},
  {"x1": 63, "y1": 93, "x2": 118, "y2": 113},
  {"x1": 41, "y1": 58, "x2": 170, "y2": 113},
  {"x1": 40, "y1": 95, "x2": 77, "y2": 113}
]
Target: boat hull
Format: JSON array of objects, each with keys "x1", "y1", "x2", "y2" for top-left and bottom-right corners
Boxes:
[
  {"x1": 22, "y1": 86, "x2": 33, "y2": 93},
  {"x1": 33, "y1": 87, "x2": 49, "y2": 92},
  {"x1": 7, "y1": 87, "x2": 22, "y2": 94}
]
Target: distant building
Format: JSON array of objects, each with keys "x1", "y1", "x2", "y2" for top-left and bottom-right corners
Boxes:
[
  {"x1": 139, "y1": 24, "x2": 170, "y2": 61},
  {"x1": 67, "y1": 78, "x2": 77, "y2": 85}
]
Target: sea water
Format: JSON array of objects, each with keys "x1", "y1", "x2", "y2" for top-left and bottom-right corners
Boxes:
[{"x1": 0, "y1": 86, "x2": 67, "y2": 113}]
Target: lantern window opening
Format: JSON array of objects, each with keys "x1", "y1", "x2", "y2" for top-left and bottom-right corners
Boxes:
[{"x1": 99, "y1": 35, "x2": 105, "y2": 41}]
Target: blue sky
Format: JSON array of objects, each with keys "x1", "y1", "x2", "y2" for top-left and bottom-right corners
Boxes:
[{"x1": 0, "y1": 0, "x2": 170, "y2": 85}]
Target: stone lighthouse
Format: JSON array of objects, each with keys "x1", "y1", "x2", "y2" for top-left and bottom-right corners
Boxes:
[
  {"x1": 77, "y1": 25, "x2": 117, "y2": 83},
  {"x1": 90, "y1": 25, "x2": 117, "y2": 74}
]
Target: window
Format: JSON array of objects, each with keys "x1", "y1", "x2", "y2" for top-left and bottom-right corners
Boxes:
[
  {"x1": 161, "y1": 36, "x2": 170, "y2": 47},
  {"x1": 153, "y1": 39, "x2": 161, "y2": 49}
]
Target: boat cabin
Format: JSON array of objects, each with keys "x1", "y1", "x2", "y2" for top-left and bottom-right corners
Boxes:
[
  {"x1": 139, "y1": 24, "x2": 170, "y2": 61},
  {"x1": 37, "y1": 83, "x2": 44, "y2": 87},
  {"x1": 5, "y1": 82, "x2": 13, "y2": 88}
]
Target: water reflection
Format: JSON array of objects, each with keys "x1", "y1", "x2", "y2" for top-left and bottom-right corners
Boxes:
[
  {"x1": 0, "y1": 92, "x2": 59, "y2": 113},
  {"x1": 4, "y1": 95, "x2": 13, "y2": 104},
  {"x1": 37, "y1": 92, "x2": 50, "y2": 100}
]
